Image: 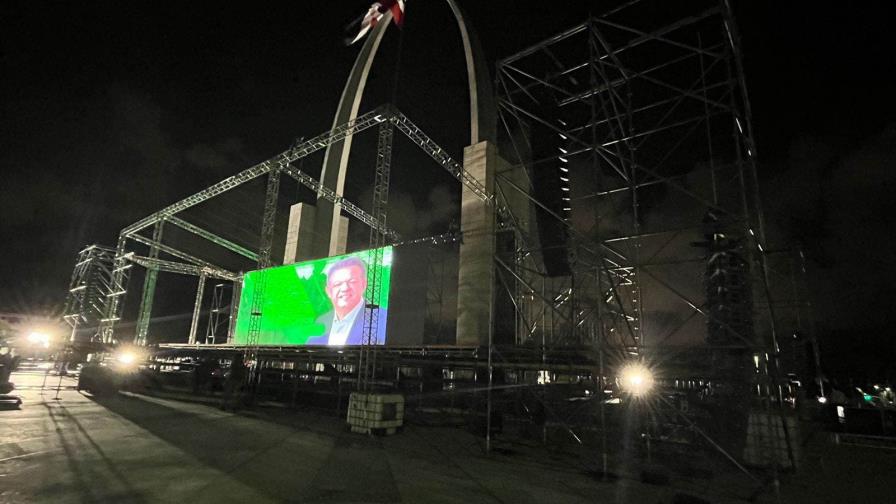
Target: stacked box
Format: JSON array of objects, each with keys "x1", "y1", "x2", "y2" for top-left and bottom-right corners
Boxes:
[{"x1": 347, "y1": 392, "x2": 405, "y2": 435}]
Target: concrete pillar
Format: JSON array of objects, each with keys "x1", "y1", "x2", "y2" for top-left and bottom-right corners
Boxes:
[
  {"x1": 283, "y1": 203, "x2": 349, "y2": 264},
  {"x1": 331, "y1": 216, "x2": 350, "y2": 256},
  {"x1": 283, "y1": 203, "x2": 317, "y2": 264},
  {"x1": 456, "y1": 141, "x2": 500, "y2": 346}
]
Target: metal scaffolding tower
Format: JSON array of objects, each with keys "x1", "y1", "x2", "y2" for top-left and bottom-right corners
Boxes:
[
  {"x1": 495, "y1": 0, "x2": 769, "y2": 358},
  {"x1": 358, "y1": 120, "x2": 395, "y2": 390},
  {"x1": 492, "y1": 0, "x2": 788, "y2": 476},
  {"x1": 68, "y1": 3, "x2": 797, "y2": 490},
  {"x1": 63, "y1": 245, "x2": 125, "y2": 342}
]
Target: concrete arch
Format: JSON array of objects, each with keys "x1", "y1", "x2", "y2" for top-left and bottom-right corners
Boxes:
[{"x1": 311, "y1": 0, "x2": 497, "y2": 258}]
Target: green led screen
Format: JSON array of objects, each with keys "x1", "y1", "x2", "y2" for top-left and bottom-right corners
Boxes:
[{"x1": 233, "y1": 246, "x2": 392, "y2": 346}]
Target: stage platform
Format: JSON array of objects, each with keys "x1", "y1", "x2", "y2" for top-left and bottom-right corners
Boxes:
[{"x1": 153, "y1": 343, "x2": 601, "y2": 374}]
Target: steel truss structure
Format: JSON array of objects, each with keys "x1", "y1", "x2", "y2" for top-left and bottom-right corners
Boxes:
[
  {"x1": 358, "y1": 121, "x2": 395, "y2": 390},
  {"x1": 94, "y1": 105, "x2": 498, "y2": 354},
  {"x1": 69, "y1": 2, "x2": 802, "y2": 493},
  {"x1": 495, "y1": 0, "x2": 767, "y2": 351},
  {"x1": 204, "y1": 282, "x2": 231, "y2": 345},
  {"x1": 63, "y1": 245, "x2": 126, "y2": 342},
  {"x1": 489, "y1": 0, "x2": 794, "y2": 481}
]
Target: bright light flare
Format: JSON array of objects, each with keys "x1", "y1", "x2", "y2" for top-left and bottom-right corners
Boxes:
[
  {"x1": 619, "y1": 363, "x2": 655, "y2": 396},
  {"x1": 117, "y1": 351, "x2": 136, "y2": 365},
  {"x1": 114, "y1": 348, "x2": 144, "y2": 370},
  {"x1": 27, "y1": 331, "x2": 51, "y2": 348}
]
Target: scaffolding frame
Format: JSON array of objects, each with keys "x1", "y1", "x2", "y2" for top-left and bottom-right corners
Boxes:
[
  {"x1": 89, "y1": 104, "x2": 513, "y2": 411},
  {"x1": 495, "y1": 0, "x2": 766, "y2": 349},
  {"x1": 204, "y1": 282, "x2": 231, "y2": 345},
  {"x1": 63, "y1": 245, "x2": 125, "y2": 342},
  {"x1": 68, "y1": 3, "x2": 800, "y2": 493},
  {"x1": 487, "y1": 0, "x2": 792, "y2": 482}
]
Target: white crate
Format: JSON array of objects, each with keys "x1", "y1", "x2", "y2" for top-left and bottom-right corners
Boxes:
[{"x1": 347, "y1": 392, "x2": 405, "y2": 434}]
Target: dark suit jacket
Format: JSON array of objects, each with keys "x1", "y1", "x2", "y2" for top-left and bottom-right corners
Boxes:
[{"x1": 305, "y1": 307, "x2": 388, "y2": 346}]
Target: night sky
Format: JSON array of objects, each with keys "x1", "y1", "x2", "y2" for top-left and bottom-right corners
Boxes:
[{"x1": 2, "y1": 2, "x2": 893, "y2": 377}]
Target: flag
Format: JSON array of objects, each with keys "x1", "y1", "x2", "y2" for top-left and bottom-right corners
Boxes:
[{"x1": 348, "y1": 0, "x2": 405, "y2": 45}]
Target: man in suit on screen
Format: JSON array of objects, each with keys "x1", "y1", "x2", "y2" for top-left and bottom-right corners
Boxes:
[{"x1": 306, "y1": 256, "x2": 387, "y2": 345}]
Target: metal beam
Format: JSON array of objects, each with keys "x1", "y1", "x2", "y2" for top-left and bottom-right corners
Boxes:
[
  {"x1": 390, "y1": 110, "x2": 503, "y2": 213},
  {"x1": 126, "y1": 233, "x2": 227, "y2": 274},
  {"x1": 165, "y1": 215, "x2": 258, "y2": 261},
  {"x1": 97, "y1": 235, "x2": 129, "y2": 343},
  {"x1": 257, "y1": 168, "x2": 281, "y2": 269},
  {"x1": 499, "y1": 22, "x2": 590, "y2": 66},
  {"x1": 122, "y1": 107, "x2": 389, "y2": 236},
  {"x1": 124, "y1": 254, "x2": 238, "y2": 281},
  {"x1": 359, "y1": 121, "x2": 395, "y2": 390},
  {"x1": 280, "y1": 164, "x2": 400, "y2": 242},
  {"x1": 499, "y1": 97, "x2": 730, "y2": 216},
  {"x1": 188, "y1": 274, "x2": 207, "y2": 345},
  {"x1": 593, "y1": 17, "x2": 723, "y2": 60},
  {"x1": 135, "y1": 221, "x2": 164, "y2": 346}
]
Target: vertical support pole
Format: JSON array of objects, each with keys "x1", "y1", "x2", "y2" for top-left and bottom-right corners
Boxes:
[
  {"x1": 243, "y1": 166, "x2": 281, "y2": 396},
  {"x1": 485, "y1": 298, "x2": 494, "y2": 453},
  {"x1": 798, "y1": 248, "x2": 824, "y2": 399},
  {"x1": 135, "y1": 221, "x2": 164, "y2": 346},
  {"x1": 64, "y1": 247, "x2": 86, "y2": 343},
  {"x1": 258, "y1": 167, "x2": 281, "y2": 270},
  {"x1": 359, "y1": 119, "x2": 394, "y2": 391},
  {"x1": 205, "y1": 283, "x2": 222, "y2": 344},
  {"x1": 188, "y1": 273, "x2": 207, "y2": 344},
  {"x1": 227, "y1": 275, "x2": 242, "y2": 344},
  {"x1": 698, "y1": 33, "x2": 719, "y2": 205},
  {"x1": 98, "y1": 235, "x2": 129, "y2": 343},
  {"x1": 587, "y1": 26, "x2": 609, "y2": 474}
]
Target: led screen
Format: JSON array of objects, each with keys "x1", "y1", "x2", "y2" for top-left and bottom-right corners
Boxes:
[{"x1": 233, "y1": 247, "x2": 392, "y2": 346}]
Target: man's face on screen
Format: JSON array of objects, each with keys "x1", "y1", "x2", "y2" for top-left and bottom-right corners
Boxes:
[{"x1": 326, "y1": 266, "x2": 366, "y2": 315}]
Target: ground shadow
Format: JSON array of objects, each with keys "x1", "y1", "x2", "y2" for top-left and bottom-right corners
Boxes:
[
  {"x1": 88, "y1": 392, "x2": 400, "y2": 502},
  {"x1": 89, "y1": 393, "x2": 313, "y2": 501}
]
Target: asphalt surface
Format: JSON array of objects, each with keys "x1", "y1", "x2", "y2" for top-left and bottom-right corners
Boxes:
[{"x1": 3, "y1": 368, "x2": 889, "y2": 503}]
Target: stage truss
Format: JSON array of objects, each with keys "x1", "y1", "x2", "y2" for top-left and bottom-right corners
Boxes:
[
  {"x1": 494, "y1": 0, "x2": 771, "y2": 356},
  {"x1": 61, "y1": 0, "x2": 810, "y2": 489},
  {"x1": 487, "y1": 0, "x2": 797, "y2": 479}
]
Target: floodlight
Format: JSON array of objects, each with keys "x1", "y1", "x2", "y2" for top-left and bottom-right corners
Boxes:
[
  {"x1": 27, "y1": 331, "x2": 50, "y2": 348},
  {"x1": 114, "y1": 348, "x2": 144, "y2": 371},
  {"x1": 117, "y1": 351, "x2": 136, "y2": 365},
  {"x1": 619, "y1": 363, "x2": 654, "y2": 396}
]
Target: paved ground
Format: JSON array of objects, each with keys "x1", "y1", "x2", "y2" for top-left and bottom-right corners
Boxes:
[
  {"x1": 1, "y1": 369, "x2": 890, "y2": 503},
  {"x1": 774, "y1": 421, "x2": 896, "y2": 503}
]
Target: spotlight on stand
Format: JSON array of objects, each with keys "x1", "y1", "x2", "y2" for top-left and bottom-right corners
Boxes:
[{"x1": 619, "y1": 363, "x2": 655, "y2": 396}]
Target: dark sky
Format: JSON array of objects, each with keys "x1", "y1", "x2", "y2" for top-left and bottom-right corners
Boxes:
[{"x1": 1, "y1": 1, "x2": 894, "y2": 367}]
